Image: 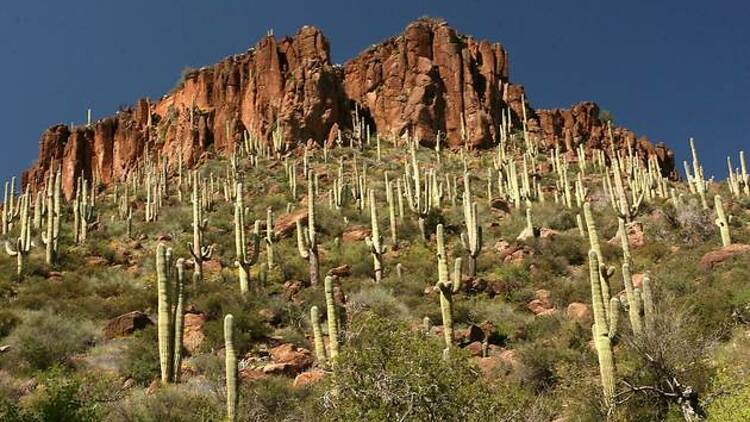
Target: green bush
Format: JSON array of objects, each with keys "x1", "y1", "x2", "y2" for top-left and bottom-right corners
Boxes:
[
  {"x1": 4, "y1": 312, "x2": 95, "y2": 373},
  {"x1": 0, "y1": 310, "x2": 20, "y2": 338},
  {"x1": 322, "y1": 313, "x2": 520, "y2": 421},
  {"x1": 1, "y1": 367, "x2": 101, "y2": 421},
  {"x1": 119, "y1": 326, "x2": 160, "y2": 385}
]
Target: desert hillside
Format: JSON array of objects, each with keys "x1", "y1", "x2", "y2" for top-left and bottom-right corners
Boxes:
[{"x1": 0, "y1": 18, "x2": 748, "y2": 422}]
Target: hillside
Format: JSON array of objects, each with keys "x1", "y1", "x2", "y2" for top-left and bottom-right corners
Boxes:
[{"x1": 1, "y1": 18, "x2": 749, "y2": 422}]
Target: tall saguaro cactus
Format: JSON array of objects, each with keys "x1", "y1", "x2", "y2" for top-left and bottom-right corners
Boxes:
[
  {"x1": 584, "y1": 202, "x2": 616, "y2": 316},
  {"x1": 460, "y1": 173, "x2": 483, "y2": 276},
  {"x1": 434, "y1": 224, "x2": 463, "y2": 357},
  {"x1": 310, "y1": 305, "x2": 326, "y2": 364},
  {"x1": 155, "y1": 244, "x2": 186, "y2": 384},
  {"x1": 41, "y1": 170, "x2": 61, "y2": 266},
  {"x1": 188, "y1": 171, "x2": 214, "y2": 282},
  {"x1": 5, "y1": 191, "x2": 34, "y2": 279},
  {"x1": 296, "y1": 176, "x2": 320, "y2": 286},
  {"x1": 224, "y1": 314, "x2": 238, "y2": 422},
  {"x1": 589, "y1": 250, "x2": 620, "y2": 408},
  {"x1": 234, "y1": 182, "x2": 261, "y2": 295},
  {"x1": 324, "y1": 276, "x2": 340, "y2": 361},
  {"x1": 365, "y1": 189, "x2": 386, "y2": 282},
  {"x1": 713, "y1": 194, "x2": 731, "y2": 247}
]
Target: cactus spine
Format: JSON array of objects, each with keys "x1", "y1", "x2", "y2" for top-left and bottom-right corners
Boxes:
[
  {"x1": 365, "y1": 189, "x2": 386, "y2": 282},
  {"x1": 296, "y1": 176, "x2": 320, "y2": 285},
  {"x1": 224, "y1": 314, "x2": 238, "y2": 422}
]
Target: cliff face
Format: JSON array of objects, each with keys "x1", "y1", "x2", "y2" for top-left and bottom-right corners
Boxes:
[{"x1": 22, "y1": 19, "x2": 676, "y2": 199}]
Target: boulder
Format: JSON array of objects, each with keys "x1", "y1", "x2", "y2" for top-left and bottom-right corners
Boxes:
[
  {"x1": 566, "y1": 302, "x2": 591, "y2": 323},
  {"x1": 103, "y1": 311, "x2": 153, "y2": 339},
  {"x1": 341, "y1": 226, "x2": 371, "y2": 242},
  {"x1": 293, "y1": 370, "x2": 326, "y2": 388},
  {"x1": 268, "y1": 344, "x2": 314, "y2": 376},
  {"x1": 699, "y1": 244, "x2": 750, "y2": 270},
  {"x1": 274, "y1": 209, "x2": 308, "y2": 238},
  {"x1": 182, "y1": 311, "x2": 207, "y2": 354}
]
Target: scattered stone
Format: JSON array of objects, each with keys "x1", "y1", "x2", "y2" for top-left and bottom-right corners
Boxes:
[
  {"x1": 145, "y1": 380, "x2": 159, "y2": 395},
  {"x1": 341, "y1": 226, "x2": 371, "y2": 242},
  {"x1": 539, "y1": 228, "x2": 560, "y2": 239},
  {"x1": 283, "y1": 281, "x2": 304, "y2": 301},
  {"x1": 527, "y1": 289, "x2": 556, "y2": 316},
  {"x1": 608, "y1": 221, "x2": 645, "y2": 248},
  {"x1": 182, "y1": 311, "x2": 207, "y2": 354},
  {"x1": 239, "y1": 368, "x2": 268, "y2": 382},
  {"x1": 699, "y1": 244, "x2": 750, "y2": 270},
  {"x1": 269, "y1": 343, "x2": 314, "y2": 375},
  {"x1": 293, "y1": 370, "x2": 326, "y2": 388},
  {"x1": 328, "y1": 264, "x2": 351, "y2": 277},
  {"x1": 274, "y1": 209, "x2": 308, "y2": 238},
  {"x1": 258, "y1": 308, "x2": 282, "y2": 326},
  {"x1": 566, "y1": 302, "x2": 591, "y2": 323},
  {"x1": 489, "y1": 198, "x2": 512, "y2": 214}
]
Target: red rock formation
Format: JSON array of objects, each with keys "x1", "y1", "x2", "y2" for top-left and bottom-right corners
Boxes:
[{"x1": 22, "y1": 18, "x2": 677, "y2": 198}]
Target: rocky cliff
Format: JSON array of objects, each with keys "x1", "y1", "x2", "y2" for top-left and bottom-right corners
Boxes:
[{"x1": 22, "y1": 18, "x2": 676, "y2": 199}]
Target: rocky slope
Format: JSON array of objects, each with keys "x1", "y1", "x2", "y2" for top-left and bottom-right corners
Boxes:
[{"x1": 22, "y1": 18, "x2": 675, "y2": 199}]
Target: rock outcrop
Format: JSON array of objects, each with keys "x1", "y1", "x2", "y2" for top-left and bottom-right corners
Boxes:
[{"x1": 22, "y1": 18, "x2": 676, "y2": 198}]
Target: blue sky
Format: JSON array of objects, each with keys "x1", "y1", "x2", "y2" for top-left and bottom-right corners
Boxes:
[{"x1": 1, "y1": 1, "x2": 748, "y2": 182}]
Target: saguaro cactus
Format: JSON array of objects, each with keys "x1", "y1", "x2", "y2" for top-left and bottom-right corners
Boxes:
[
  {"x1": 296, "y1": 176, "x2": 320, "y2": 286},
  {"x1": 310, "y1": 305, "x2": 326, "y2": 363},
  {"x1": 435, "y1": 255, "x2": 463, "y2": 358},
  {"x1": 584, "y1": 202, "x2": 616, "y2": 316},
  {"x1": 365, "y1": 189, "x2": 386, "y2": 282},
  {"x1": 173, "y1": 258, "x2": 186, "y2": 382},
  {"x1": 234, "y1": 183, "x2": 261, "y2": 295},
  {"x1": 4, "y1": 191, "x2": 34, "y2": 279},
  {"x1": 224, "y1": 314, "x2": 238, "y2": 422},
  {"x1": 41, "y1": 171, "x2": 61, "y2": 265},
  {"x1": 589, "y1": 250, "x2": 620, "y2": 408},
  {"x1": 460, "y1": 173, "x2": 483, "y2": 276},
  {"x1": 156, "y1": 244, "x2": 175, "y2": 383},
  {"x1": 713, "y1": 194, "x2": 731, "y2": 247},
  {"x1": 188, "y1": 171, "x2": 214, "y2": 282},
  {"x1": 434, "y1": 224, "x2": 463, "y2": 357},
  {"x1": 324, "y1": 276, "x2": 340, "y2": 361},
  {"x1": 155, "y1": 244, "x2": 186, "y2": 384}
]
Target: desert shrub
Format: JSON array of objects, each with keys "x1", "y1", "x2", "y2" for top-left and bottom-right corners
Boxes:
[
  {"x1": 673, "y1": 198, "x2": 715, "y2": 244},
  {"x1": 705, "y1": 373, "x2": 750, "y2": 421},
  {"x1": 322, "y1": 313, "x2": 517, "y2": 421},
  {"x1": 348, "y1": 285, "x2": 411, "y2": 321},
  {"x1": 119, "y1": 326, "x2": 160, "y2": 385},
  {"x1": 0, "y1": 310, "x2": 20, "y2": 338},
  {"x1": 107, "y1": 386, "x2": 222, "y2": 422},
  {"x1": 4, "y1": 311, "x2": 95, "y2": 373},
  {"x1": 201, "y1": 300, "x2": 269, "y2": 355},
  {"x1": 239, "y1": 377, "x2": 318, "y2": 421},
  {"x1": 2, "y1": 367, "x2": 102, "y2": 421}
]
